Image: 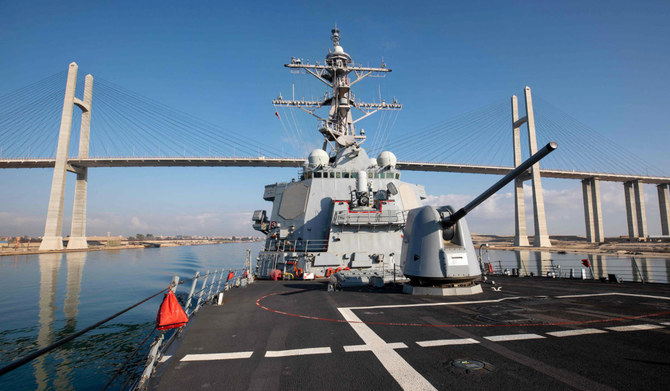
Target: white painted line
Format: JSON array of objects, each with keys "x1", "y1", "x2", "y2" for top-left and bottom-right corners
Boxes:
[
  {"x1": 181, "y1": 351, "x2": 253, "y2": 361},
  {"x1": 265, "y1": 347, "x2": 331, "y2": 357},
  {"x1": 339, "y1": 308, "x2": 437, "y2": 391},
  {"x1": 546, "y1": 328, "x2": 607, "y2": 337},
  {"x1": 484, "y1": 333, "x2": 545, "y2": 342},
  {"x1": 606, "y1": 324, "x2": 665, "y2": 332},
  {"x1": 159, "y1": 355, "x2": 172, "y2": 363},
  {"x1": 555, "y1": 292, "x2": 670, "y2": 301},
  {"x1": 417, "y1": 338, "x2": 479, "y2": 347},
  {"x1": 344, "y1": 342, "x2": 407, "y2": 352}
]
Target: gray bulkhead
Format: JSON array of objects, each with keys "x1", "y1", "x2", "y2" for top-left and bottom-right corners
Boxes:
[{"x1": 255, "y1": 146, "x2": 426, "y2": 278}]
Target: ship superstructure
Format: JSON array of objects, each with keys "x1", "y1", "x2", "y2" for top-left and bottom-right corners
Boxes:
[{"x1": 253, "y1": 28, "x2": 425, "y2": 279}]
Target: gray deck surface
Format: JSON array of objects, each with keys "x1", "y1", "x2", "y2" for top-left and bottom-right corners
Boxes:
[{"x1": 152, "y1": 277, "x2": 670, "y2": 390}]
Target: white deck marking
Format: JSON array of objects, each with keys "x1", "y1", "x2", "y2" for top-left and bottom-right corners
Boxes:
[
  {"x1": 338, "y1": 308, "x2": 437, "y2": 391},
  {"x1": 605, "y1": 324, "x2": 665, "y2": 332},
  {"x1": 181, "y1": 351, "x2": 253, "y2": 361},
  {"x1": 546, "y1": 328, "x2": 607, "y2": 337},
  {"x1": 344, "y1": 342, "x2": 407, "y2": 352},
  {"x1": 484, "y1": 333, "x2": 545, "y2": 342},
  {"x1": 416, "y1": 338, "x2": 479, "y2": 347},
  {"x1": 159, "y1": 355, "x2": 172, "y2": 363},
  {"x1": 265, "y1": 347, "x2": 331, "y2": 357}
]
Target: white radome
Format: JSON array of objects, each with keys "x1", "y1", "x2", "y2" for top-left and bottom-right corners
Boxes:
[
  {"x1": 308, "y1": 149, "x2": 329, "y2": 167},
  {"x1": 377, "y1": 151, "x2": 397, "y2": 168}
]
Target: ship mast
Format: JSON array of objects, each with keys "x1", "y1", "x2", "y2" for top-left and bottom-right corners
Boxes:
[{"x1": 273, "y1": 28, "x2": 401, "y2": 153}]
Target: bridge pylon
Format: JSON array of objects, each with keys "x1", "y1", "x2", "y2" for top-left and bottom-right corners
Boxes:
[
  {"x1": 39, "y1": 63, "x2": 93, "y2": 251},
  {"x1": 511, "y1": 87, "x2": 551, "y2": 247}
]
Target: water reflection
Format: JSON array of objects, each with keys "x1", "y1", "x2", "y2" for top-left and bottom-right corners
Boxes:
[
  {"x1": 33, "y1": 252, "x2": 87, "y2": 390},
  {"x1": 34, "y1": 253, "x2": 61, "y2": 391}
]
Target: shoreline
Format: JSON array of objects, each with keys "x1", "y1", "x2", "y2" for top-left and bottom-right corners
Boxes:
[
  {"x1": 472, "y1": 234, "x2": 670, "y2": 258},
  {"x1": 3, "y1": 235, "x2": 669, "y2": 258},
  {"x1": 0, "y1": 239, "x2": 262, "y2": 257}
]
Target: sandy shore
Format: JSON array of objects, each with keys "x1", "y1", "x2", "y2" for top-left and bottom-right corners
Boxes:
[
  {"x1": 3, "y1": 236, "x2": 668, "y2": 258},
  {"x1": 0, "y1": 239, "x2": 261, "y2": 257}
]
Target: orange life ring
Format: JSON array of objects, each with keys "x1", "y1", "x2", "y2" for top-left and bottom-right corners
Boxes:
[
  {"x1": 487, "y1": 263, "x2": 493, "y2": 273},
  {"x1": 335, "y1": 267, "x2": 343, "y2": 273},
  {"x1": 295, "y1": 268, "x2": 303, "y2": 278},
  {"x1": 325, "y1": 268, "x2": 334, "y2": 278}
]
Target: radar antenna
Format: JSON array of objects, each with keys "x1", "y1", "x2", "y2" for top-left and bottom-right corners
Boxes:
[{"x1": 273, "y1": 28, "x2": 401, "y2": 152}]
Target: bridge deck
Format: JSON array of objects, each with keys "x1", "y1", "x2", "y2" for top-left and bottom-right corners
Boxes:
[{"x1": 1, "y1": 157, "x2": 669, "y2": 183}]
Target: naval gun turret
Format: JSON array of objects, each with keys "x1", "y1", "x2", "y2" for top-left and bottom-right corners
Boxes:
[{"x1": 402, "y1": 142, "x2": 557, "y2": 295}]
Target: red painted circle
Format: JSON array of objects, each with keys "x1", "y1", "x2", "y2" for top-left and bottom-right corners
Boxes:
[{"x1": 255, "y1": 289, "x2": 670, "y2": 328}]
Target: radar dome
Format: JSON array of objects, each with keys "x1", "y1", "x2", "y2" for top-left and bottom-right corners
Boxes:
[
  {"x1": 377, "y1": 151, "x2": 397, "y2": 168},
  {"x1": 334, "y1": 45, "x2": 344, "y2": 54},
  {"x1": 308, "y1": 149, "x2": 329, "y2": 168}
]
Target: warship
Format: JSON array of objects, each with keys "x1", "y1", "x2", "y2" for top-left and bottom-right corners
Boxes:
[
  {"x1": 251, "y1": 26, "x2": 419, "y2": 283},
  {"x1": 149, "y1": 29, "x2": 670, "y2": 390}
]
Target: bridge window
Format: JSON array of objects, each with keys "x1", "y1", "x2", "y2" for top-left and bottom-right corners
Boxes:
[
  {"x1": 374, "y1": 173, "x2": 380, "y2": 179},
  {"x1": 368, "y1": 172, "x2": 373, "y2": 178},
  {"x1": 314, "y1": 172, "x2": 322, "y2": 178},
  {"x1": 336, "y1": 172, "x2": 341, "y2": 178},
  {"x1": 343, "y1": 172, "x2": 350, "y2": 178},
  {"x1": 351, "y1": 172, "x2": 358, "y2": 178},
  {"x1": 330, "y1": 172, "x2": 335, "y2": 178},
  {"x1": 395, "y1": 173, "x2": 400, "y2": 179}
]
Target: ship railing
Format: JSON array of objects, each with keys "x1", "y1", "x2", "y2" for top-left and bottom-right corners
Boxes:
[
  {"x1": 133, "y1": 266, "x2": 253, "y2": 390},
  {"x1": 332, "y1": 209, "x2": 407, "y2": 226},
  {"x1": 485, "y1": 255, "x2": 666, "y2": 283},
  {"x1": 269, "y1": 238, "x2": 330, "y2": 253}
]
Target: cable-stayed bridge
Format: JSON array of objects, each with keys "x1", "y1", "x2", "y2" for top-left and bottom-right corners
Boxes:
[{"x1": 1, "y1": 63, "x2": 669, "y2": 250}]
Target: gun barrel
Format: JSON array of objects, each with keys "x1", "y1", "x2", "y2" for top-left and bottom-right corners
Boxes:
[{"x1": 444, "y1": 141, "x2": 558, "y2": 226}]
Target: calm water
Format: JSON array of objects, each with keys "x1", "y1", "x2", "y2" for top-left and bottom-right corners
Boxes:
[{"x1": 0, "y1": 242, "x2": 263, "y2": 390}]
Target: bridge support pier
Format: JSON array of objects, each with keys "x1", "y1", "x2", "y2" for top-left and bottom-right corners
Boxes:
[
  {"x1": 658, "y1": 184, "x2": 670, "y2": 236},
  {"x1": 40, "y1": 63, "x2": 93, "y2": 251},
  {"x1": 511, "y1": 96, "x2": 529, "y2": 246},
  {"x1": 40, "y1": 63, "x2": 79, "y2": 251},
  {"x1": 67, "y1": 74, "x2": 93, "y2": 250},
  {"x1": 511, "y1": 87, "x2": 551, "y2": 247},
  {"x1": 581, "y1": 178, "x2": 604, "y2": 242},
  {"x1": 624, "y1": 180, "x2": 647, "y2": 240}
]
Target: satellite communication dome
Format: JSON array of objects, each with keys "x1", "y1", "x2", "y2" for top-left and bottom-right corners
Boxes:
[
  {"x1": 334, "y1": 45, "x2": 344, "y2": 54},
  {"x1": 308, "y1": 149, "x2": 329, "y2": 168},
  {"x1": 377, "y1": 151, "x2": 397, "y2": 168}
]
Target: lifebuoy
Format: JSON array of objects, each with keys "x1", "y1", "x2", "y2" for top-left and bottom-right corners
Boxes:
[
  {"x1": 335, "y1": 267, "x2": 342, "y2": 273},
  {"x1": 487, "y1": 263, "x2": 493, "y2": 273},
  {"x1": 295, "y1": 268, "x2": 303, "y2": 278},
  {"x1": 344, "y1": 267, "x2": 350, "y2": 271},
  {"x1": 325, "y1": 268, "x2": 334, "y2": 278}
]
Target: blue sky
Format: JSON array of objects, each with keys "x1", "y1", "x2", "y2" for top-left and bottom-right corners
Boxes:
[{"x1": 1, "y1": 0, "x2": 669, "y2": 237}]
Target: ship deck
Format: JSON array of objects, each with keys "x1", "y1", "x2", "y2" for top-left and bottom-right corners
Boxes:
[{"x1": 152, "y1": 277, "x2": 670, "y2": 390}]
